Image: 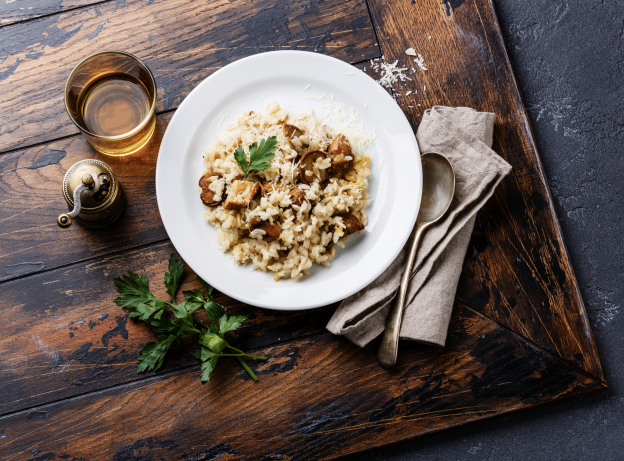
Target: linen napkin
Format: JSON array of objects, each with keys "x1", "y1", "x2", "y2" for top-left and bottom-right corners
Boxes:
[{"x1": 326, "y1": 106, "x2": 512, "y2": 347}]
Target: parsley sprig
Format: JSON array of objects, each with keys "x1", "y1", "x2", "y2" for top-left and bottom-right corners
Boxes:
[
  {"x1": 112, "y1": 254, "x2": 268, "y2": 383},
  {"x1": 234, "y1": 136, "x2": 278, "y2": 177}
]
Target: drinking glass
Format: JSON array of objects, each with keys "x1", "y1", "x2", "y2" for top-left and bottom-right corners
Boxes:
[{"x1": 64, "y1": 51, "x2": 157, "y2": 156}]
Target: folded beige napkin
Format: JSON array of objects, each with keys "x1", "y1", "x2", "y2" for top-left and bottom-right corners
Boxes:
[{"x1": 327, "y1": 106, "x2": 512, "y2": 347}]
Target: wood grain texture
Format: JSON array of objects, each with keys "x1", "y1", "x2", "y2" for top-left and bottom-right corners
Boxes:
[
  {"x1": 0, "y1": 306, "x2": 605, "y2": 461},
  {"x1": 0, "y1": 62, "x2": 375, "y2": 281},
  {"x1": 364, "y1": 0, "x2": 604, "y2": 381},
  {"x1": 0, "y1": 0, "x2": 379, "y2": 153},
  {"x1": 0, "y1": 241, "x2": 333, "y2": 416},
  {"x1": 0, "y1": 0, "x2": 94, "y2": 27}
]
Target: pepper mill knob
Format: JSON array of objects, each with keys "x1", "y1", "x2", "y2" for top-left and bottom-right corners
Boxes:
[{"x1": 57, "y1": 213, "x2": 73, "y2": 228}]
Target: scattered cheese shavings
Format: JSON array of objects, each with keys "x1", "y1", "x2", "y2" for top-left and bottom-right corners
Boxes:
[
  {"x1": 406, "y1": 48, "x2": 428, "y2": 70},
  {"x1": 306, "y1": 94, "x2": 325, "y2": 100},
  {"x1": 423, "y1": 85, "x2": 427, "y2": 91},
  {"x1": 376, "y1": 59, "x2": 409, "y2": 89},
  {"x1": 318, "y1": 102, "x2": 376, "y2": 155},
  {"x1": 414, "y1": 54, "x2": 427, "y2": 70},
  {"x1": 406, "y1": 90, "x2": 412, "y2": 96},
  {"x1": 304, "y1": 84, "x2": 311, "y2": 90},
  {"x1": 218, "y1": 114, "x2": 229, "y2": 128},
  {"x1": 429, "y1": 36, "x2": 431, "y2": 39}
]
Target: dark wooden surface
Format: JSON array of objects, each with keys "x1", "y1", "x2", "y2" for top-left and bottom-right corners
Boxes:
[
  {"x1": 0, "y1": 306, "x2": 604, "y2": 460},
  {"x1": 0, "y1": 0, "x2": 605, "y2": 459}
]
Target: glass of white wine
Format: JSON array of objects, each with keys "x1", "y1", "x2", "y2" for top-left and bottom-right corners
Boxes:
[{"x1": 64, "y1": 51, "x2": 157, "y2": 156}]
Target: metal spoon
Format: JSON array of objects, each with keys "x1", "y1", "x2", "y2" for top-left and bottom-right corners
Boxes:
[{"x1": 377, "y1": 152, "x2": 456, "y2": 368}]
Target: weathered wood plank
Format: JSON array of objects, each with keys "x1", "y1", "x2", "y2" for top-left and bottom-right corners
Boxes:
[
  {"x1": 0, "y1": 306, "x2": 605, "y2": 460},
  {"x1": 0, "y1": 241, "x2": 333, "y2": 416},
  {"x1": 0, "y1": 112, "x2": 171, "y2": 281},
  {"x1": 0, "y1": 62, "x2": 375, "y2": 281},
  {"x1": 0, "y1": 0, "x2": 93, "y2": 27},
  {"x1": 0, "y1": 0, "x2": 379, "y2": 153},
  {"x1": 363, "y1": 0, "x2": 604, "y2": 381}
]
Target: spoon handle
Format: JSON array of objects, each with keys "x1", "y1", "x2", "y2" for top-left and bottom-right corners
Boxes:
[{"x1": 377, "y1": 223, "x2": 426, "y2": 368}]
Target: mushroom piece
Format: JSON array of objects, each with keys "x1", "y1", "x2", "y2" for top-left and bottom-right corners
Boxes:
[
  {"x1": 328, "y1": 134, "x2": 354, "y2": 176},
  {"x1": 283, "y1": 124, "x2": 307, "y2": 152},
  {"x1": 289, "y1": 187, "x2": 307, "y2": 207},
  {"x1": 336, "y1": 213, "x2": 365, "y2": 235},
  {"x1": 298, "y1": 150, "x2": 329, "y2": 185},
  {"x1": 260, "y1": 180, "x2": 289, "y2": 197},
  {"x1": 223, "y1": 180, "x2": 261, "y2": 209},
  {"x1": 250, "y1": 217, "x2": 281, "y2": 241},
  {"x1": 198, "y1": 174, "x2": 223, "y2": 207}
]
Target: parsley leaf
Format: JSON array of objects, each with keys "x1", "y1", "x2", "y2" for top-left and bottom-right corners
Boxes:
[
  {"x1": 204, "y1": 302, "x2": 226, "y2": 322},
  {"x1": 113, "y1": 272, "x2": 156, "y2": 309},
  {"x1": 219, "y1": 314, "x2": 247, "y2": 335},
  {"x1": 182, "y1": 288, "x2": 225, "y2": 322},
  {"x1": 136, "y1": 334, "x2": 178, "y2": 373},
  {"x1": 200, "y1": 356, "x2": 219, "y2": 384},
  {"x1": 234, "y1": 136, "x2": 277, "y2": 177},
  {"x1": 234, "y1": 147, "x2": 249, "y2": 176},
  {"x1": 112, "y1": 254, "x2": 269, "y2": 384},
  {"x1": 113, "y1": 272, "x2": 167, "y2": 320},
  {"x1": 164, "y1": 254, "x2": 184, "y2": 300}
]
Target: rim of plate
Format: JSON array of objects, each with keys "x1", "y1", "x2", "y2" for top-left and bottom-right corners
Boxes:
[{"x1": 156, "y1": 50, "x2": 422, "y2": 310}]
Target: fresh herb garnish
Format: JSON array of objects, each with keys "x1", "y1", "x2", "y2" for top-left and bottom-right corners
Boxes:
[
  {"x1": 234, "y1": 136, "x2": 278, "y2": 177},
  {"x1": 113, "y1": 254, "x2": 268, "y2": 383}
]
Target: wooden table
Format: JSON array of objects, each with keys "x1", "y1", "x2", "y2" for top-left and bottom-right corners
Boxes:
[{"x1": 0, "y1": 0, "x2": 605, "y2": 459}]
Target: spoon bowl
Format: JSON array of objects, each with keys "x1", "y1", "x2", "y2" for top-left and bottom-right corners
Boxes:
[
  {"x1": 418, "y1": 153, "x2": 455, "y2": 224},
  {"x1": 377, "y1": 152, "x2": 455, "y2": 368}
]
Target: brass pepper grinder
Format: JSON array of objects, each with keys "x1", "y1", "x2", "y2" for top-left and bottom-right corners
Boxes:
[{"x1": 57, "y1": 159, "x2": 125, "y2": 228}]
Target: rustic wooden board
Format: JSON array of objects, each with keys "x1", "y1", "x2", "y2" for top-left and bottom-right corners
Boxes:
[
  {"x1": 0, "y1": 306, "x2": 604, "y2": 460},
  {"x1": 0, "y1": 0, "x2": 606, "y2": 458},
  {"x1": 0, "y1": 0, "x2": 379, "y2": 153},
  {"x1": 363, "y1": 0, "x2": 604, "y2": 382},
  {"x1": 0, "y1": 241, "x2": 334, "y2": 416}
]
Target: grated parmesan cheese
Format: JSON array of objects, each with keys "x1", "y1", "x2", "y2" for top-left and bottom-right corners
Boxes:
[
  {"x1": 376, "y1": 59, "x2": 409, "y2": 89},
  {"x1": 304, "y1": 84, "x2": 311, "y2": 90},
  {"x1": 318, "y1": 102, "x2": 376, "y2": 156},
  {"x1": 406, "y1": 48, "x2": 427, "y2": 70},
  {"x1": 414, "y1": 54, "x2": 427, "y2": 70}
]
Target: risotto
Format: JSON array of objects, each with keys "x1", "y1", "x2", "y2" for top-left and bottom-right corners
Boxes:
[{"x1": 198, "y1": 100, "x2": 372, "y2": 280}]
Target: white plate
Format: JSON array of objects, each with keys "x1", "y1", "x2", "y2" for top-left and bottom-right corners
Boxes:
[{"x1": 156, "y1": 51, "x2": 421, "y2": 310}]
